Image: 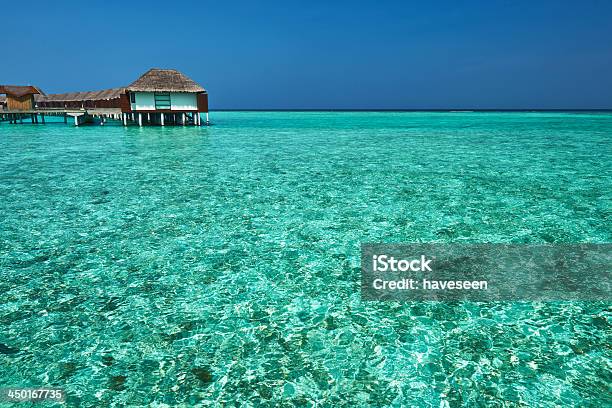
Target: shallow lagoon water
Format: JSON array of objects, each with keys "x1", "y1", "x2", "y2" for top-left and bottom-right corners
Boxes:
[{"x1": 0, "y1": 112, "x2": 610, "y2": 406}]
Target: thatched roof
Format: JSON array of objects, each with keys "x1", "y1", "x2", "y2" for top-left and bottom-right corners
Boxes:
[
  {"x1": 126, "y1": 69, "x2": 205, "y2": 93},
  {"x1": 0, "y1": 85, "x2": 45, "y2": 97},
  {"x1": 37, "y1": 88, "x2": 124, "y2": 102}
]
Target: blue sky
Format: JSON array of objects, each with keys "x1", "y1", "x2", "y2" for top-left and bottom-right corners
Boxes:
[{"x1": 2, "y1": 0, "x2": 612, "y2": 109}]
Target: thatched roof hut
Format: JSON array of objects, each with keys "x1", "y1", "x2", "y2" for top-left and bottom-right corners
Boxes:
[
  {"x1": 0, "y1": 85, "x2": 45, "y2": 97},
  {"x1": 126, "y1": 69, "x2": 206, "y2": 93},
  {"x1": 34, "y1": 88, "x2": 125, "y2": 109},
  {"x1": 0, "y1": 85, "x2": 45, "y2": 110},
  {"x1": 1, "y1": 68, "x2": 209, "y2": 124},
  {"x1": 37, "y1": 88, "x2": 124, "y2": 102}
]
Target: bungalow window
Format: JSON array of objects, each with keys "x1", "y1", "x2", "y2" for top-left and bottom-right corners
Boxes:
[
  {"x1": 154, "y1": 92, "x2": 171, "y2": 110},
  {"x1": 130, "y1": 93, "x2": 135, "y2": 103}
]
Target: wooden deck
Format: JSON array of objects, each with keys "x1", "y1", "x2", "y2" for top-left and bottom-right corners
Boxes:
[
  {"x1": 0, "y1": 108, "x2": 122, "y2": 115},
  {"x1": 0, "y1": 108, "x2": 207, "y2": 126},
  {"x1": 0, "y1": 108, "x2": 123, "y2": 126}
]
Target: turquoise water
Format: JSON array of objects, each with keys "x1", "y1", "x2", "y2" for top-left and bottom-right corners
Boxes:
[{"x1": 0, "y1": 111, "x2": 610, "y2": 407}]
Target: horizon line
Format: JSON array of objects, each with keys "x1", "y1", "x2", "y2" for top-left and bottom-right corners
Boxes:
[{"x1": 209, "y1": 108, "x2": 612, "y2": 112}]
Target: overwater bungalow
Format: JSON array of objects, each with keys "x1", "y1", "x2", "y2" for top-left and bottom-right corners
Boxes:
[
  {"x1": 121, "y1": 68, "x2": 209, "y2": 126},
  {"x1": 0, "y1": 85, "x2": 44, "y2": 110},
  {"x1": 0, "y1": 68, "x2": 209, "y2": 126}
]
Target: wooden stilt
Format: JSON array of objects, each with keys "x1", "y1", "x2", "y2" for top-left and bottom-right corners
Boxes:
[
  {"x1": 138, "y1": 113, "x2": 143, "y2": 126},
  {"x1": 161, "y1": 113, "x2": 165, "y2": 126}
]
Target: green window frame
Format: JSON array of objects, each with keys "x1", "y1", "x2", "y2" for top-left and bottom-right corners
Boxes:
[{"x1": 154, "y1": 92, "x2": 171, "y2": 110}]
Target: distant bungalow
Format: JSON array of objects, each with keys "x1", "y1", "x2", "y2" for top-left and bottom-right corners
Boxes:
[
  {"x1": 0, "y1": 85, "x2": 44, "y2": 111},
  {"x1": 0, "y1": 68, "x2": 209, "y2": 126}
]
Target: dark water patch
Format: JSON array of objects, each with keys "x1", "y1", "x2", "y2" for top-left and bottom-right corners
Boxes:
[
  {"x1": 257, "y1": 382, "x2": 274, "y2": 400},
  {"x1": 59, "y1": 361, "x2": 79, "y2": 380},
  {"x1": 100, "y1": 297, "x2": 122, "y2": 312},
  {"x1": 48, "y1": 296, "x2": 84, "y2": 313},
  {"x1": 91, "y1": 189, "x2": 111, "y2": 204},
  {"x1": 8, "y1": 253, "x2": 52, "y2": 269},
  {"x1": 323, "y1": 316, "x2": 338, "y2": 330},
  {"x1": 127, "y1": 264, "x2": 139, "y2": 273},
  {"x1": 1, "y1": 309, "x2": 35, "y2": 324},
  {"x1": 102, "y1": 355, "x2": 114, "y2": 366},
  {"x1": 249, "y1": 308, "x2": 269, "y2": 323},
  {"x1": 192, "y1": 367, "x2": 213, "y2": 384},
  {"x1": 109, "y1": 375, "x2": 127, "y2": 391},
  {"x1": 165, "y1": 330, "x2": 191, "y2": 343},
  {"x1": 0, "y1": 343, "x2": 19, "y2": 355},
  {"x1": 591, "y1": 316, "x2": 608, "y2": 329}
]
